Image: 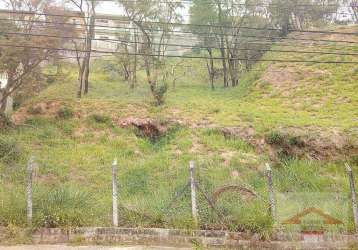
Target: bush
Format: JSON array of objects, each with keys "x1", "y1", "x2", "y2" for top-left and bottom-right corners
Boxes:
[
  {"x1": 0, "y1": 114, "x2": 13, "y2": 129},
  {"x1": 152, "y1": 84, "x2": 168, "y2": 105},
  {"x1": 57, "y1": 106, "x2": 74, "y2": 120},
  {"x1": 0, "y1": 188, "x2": 26, "y2": 226},
  {"x1": 265, "y1": 131, "x2": 285, "y2": 145},
  {"x1": 0, "y1": 136, "x2": 22, "y2": 164},
  {"x1": 34, "y1": 186, "x2": 93, "y2": 228},
  {"x1": 89, "y1": 114, "x2": 112, "y2": 125},
  {"x1": 287, "y1": 136, "x2": 305, "y2": 147}
]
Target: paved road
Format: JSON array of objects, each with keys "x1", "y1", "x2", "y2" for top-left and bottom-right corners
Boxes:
[{"x1": 0, "y1": 246, "x2": 191, "y2": 250}]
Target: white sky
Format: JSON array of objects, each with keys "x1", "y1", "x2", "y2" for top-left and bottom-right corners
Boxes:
[
  {"x1": 0, "y1": 1, "x2": 122, "y2": 14},
  {"x1": 0, "y1": 0, "x2": 188, "y2": 14}
]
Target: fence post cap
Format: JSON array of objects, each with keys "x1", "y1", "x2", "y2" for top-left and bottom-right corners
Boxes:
[
  {"x1": 113, "y1": 158, "x2": 118, "y2": 166},
  {"x1": 345, "y1": 163, "x2": 352, "y2": 172},
  {"x1": 265, "y1": 163, "x2": 271, "y2": 171}
]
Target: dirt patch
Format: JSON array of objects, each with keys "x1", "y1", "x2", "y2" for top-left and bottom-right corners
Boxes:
[
  {"x1": 219, "y1": 126, "x2": 264, "y2": 151},
  {"x1": 261, "y1": 65, "x2": 328, "y2": 97},
  {"x1": 262, "y1": 65, "x2": 303, "y2": 90},
  {"x1": 117, "y1": 117, "x2": 169, "y2": 140},
  {"x1": 11, "y1": 101, "x2": 79, "y2": 125},
  {"x1": 216, "y1": 126, "x2": 358, "y2": 161},
  {"x1": 268, "y1": 128, "x2": 358, "y2": 161}
]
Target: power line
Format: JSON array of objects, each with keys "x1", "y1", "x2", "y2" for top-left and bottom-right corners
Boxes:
[
  {"x1": 96, "y1": 0, "x2": 356, "y2": 9},
  {"x1": 3, "y1": 31, "x2": 358, "y2": 57},
  {"x1": 0, "y1": 43, "x2": 357, "y2": 64},
  {"x1": 2, "y1": 16, "x2": 358, "y2": 46},
  {"x1": 2, "y1": 10, "x2": 358, "y2": 35}
]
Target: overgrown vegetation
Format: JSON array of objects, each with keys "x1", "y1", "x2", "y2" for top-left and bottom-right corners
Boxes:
[{"x1": 0, "y1": 21, "x2": 357, "y2": 234}]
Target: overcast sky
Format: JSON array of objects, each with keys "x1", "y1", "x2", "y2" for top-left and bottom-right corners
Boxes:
[
  {"x1": 0, "y1": 0, "x2": 189, "y2": 16},
  {"x1": 0, "y1": 1, "x2": 121, "y2": 14}
]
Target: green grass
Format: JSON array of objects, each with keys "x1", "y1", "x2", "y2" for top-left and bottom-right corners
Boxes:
[
  {"x1": 1, "y1": 26, "x2": 357, "y2": 233},
  {"x1": 0, "y1": 117, "x2": 354, "y2": 232}
]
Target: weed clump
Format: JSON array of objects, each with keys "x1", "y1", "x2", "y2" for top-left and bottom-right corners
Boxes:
[
  {"x1": 265, "y1": 131, "x2": 285, "y2": 145},
  {"x1": 0, "y1": 114, "x2": 13, "y2": 130},
  {"x1": 287, "y1": 136, "x2": 305, "y2": 147},
  {"x1": 89, "y1": 114, "x2": 112, "y2": 125},
  {"x1": 0, "y1": 136, "x2": 22, "y2": 164},
  {"x1": 123, "y1": 167, "x2": 149, "y2": 195},
  {"x1": 34, "y1": 186, "x2": 92, "y2": 228},
  {"x1": 152, "y1": 83, "x2": 168, "y2": 106},
  {"x1": 57, "y1": 106, "x2": 74, "y2": 119}
]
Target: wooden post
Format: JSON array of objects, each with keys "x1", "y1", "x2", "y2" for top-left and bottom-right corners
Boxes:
[
  {"x1": 189, "y1": 161, "x2": 198, "y2": 226},
  {"x1": 346, "y1": 163, "x2": 358, "y2": 232},
  {"x1": 112, "y1": 158, "x2": 118, "y2": 227},
  {"x1": 266, "y1": 163, "x2": 276, "y2": 222},
  {"x1": 26, "y1": 157, "x2": 34, "y2": 227}
]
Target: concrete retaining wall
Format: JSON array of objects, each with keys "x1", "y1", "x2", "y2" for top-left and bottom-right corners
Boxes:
[{"x1": 31, "y1": 227, "x2": 358, "y2": 249}]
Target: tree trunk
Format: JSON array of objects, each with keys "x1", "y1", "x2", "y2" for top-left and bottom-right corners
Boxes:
[
  {"x1": 217, "y1": 1, "x2": 228, "y2": 88},
  {"x1": 0, "y1": 90, "x2": 7, "y2": 115},
  {"x1": 131, "y1": 32, "x2": 138, "y2": 89},
  {"x1": 77, "y1": 64, "x2": 85, "y2": 98},
  {"x1": 229, "y1": 57, "x2": 238, "y2": 87},
  {"x1": 206, "y1": 48, "x2": 215, "y2": 90},
  {"x1": 0, "y1": 80, "x2": 12, "y2": 115},
  {"x1": 83, "y1": 58, "x2": 90, "y2": 95},
  {"x1": 84, "y1": 10, "x2": 96, "y2": 95},
  {"x1": 220, "y1": 46, "x2": 228, "y2": 88}
]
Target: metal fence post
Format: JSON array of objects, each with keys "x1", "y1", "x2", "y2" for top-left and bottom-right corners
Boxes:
[
  {"x1": 346, "y1": 163, "x2": 358, "y2": 232},
  {"x1": 112, "y1": 158, "x2": 118, "y2": 227},
  {"x1": 189, "y1": 161, "x2": 198, "y2": 226},
  {"x1": 27, "y1": 157, "x2": 34, "y2": 227},
  {"x1": 266, "y1": 163, "x2": 276, "y2": 223}
]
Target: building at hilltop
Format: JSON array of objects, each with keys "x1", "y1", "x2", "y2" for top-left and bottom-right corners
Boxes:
[{"x1": 0, "y1": 8, "x2": 197, "y2": 57}]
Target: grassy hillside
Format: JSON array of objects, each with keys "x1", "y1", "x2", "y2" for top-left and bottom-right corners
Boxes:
[{"x1": 0, "y1": 26, "x2": 357, "y2": 237}]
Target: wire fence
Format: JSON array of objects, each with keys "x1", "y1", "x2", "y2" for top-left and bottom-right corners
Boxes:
[{"x1": 1, "y1": 156, "x2": 354, "y2": 234}]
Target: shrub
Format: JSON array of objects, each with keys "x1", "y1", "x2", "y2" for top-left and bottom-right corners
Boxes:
[
  {"x1": 0, "y1": 188, "x2": 26, "y2": 226},
  {"x1": 89, "y1": 114, "x2": 112, "y2": 125},
  {"x1": 152, "y1": 84, "x2": 168, "y2": 105},
  {"x1": 57, "y1": 106, "x2": 74, "y2": 120},
  {"x1": 265, "y1": 131, "x2": 285, "y2": 145},
  {"x1": 0, "y1": 137, "x2": 22, "y2": 164},
  {"x1": 0, "y1": 114, "x2": 13, "y2": 129},
  {"x1": 287, "y1": 136, "x2": 305, "y2": 147},
  {"x1": 34, "y1": 186, "x2": 92, "y2": 228},
  {"x1": 350, "y1": 155, "x2": 358, "y2": 166}
]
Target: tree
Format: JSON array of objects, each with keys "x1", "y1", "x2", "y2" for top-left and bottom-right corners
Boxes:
[
  {"x1": 117, "y1": 0, "x2": 183, "y2": 105},
  {"x1": 269, "y1": 0, "x2": 340, "y2": 35},
  {"x1": 189, "y1": 0, "x2": 218, "y2": 89},
  {"x1": 67, "y1": 0, "x2": 98, "y2": 98},
  {"x1": 190, "y1": 0, "x2": 271, "y2": 88},
  {"x1": 0, "y1": 1, "x2": 73, "y2": 115},
  {"x1": 224, "y1": 1, "x2": 273, "y2": 87},
  {"x1": 351, "y1": 0, "x2": 358, "y2": 22},
  {"x1": 114, "y1": 29, "x2": 136, "y2": 87}
]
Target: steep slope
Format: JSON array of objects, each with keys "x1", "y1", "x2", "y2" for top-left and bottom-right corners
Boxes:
[{"x1": 0, "y1": 25, "x2": 357, "y2": 234}]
